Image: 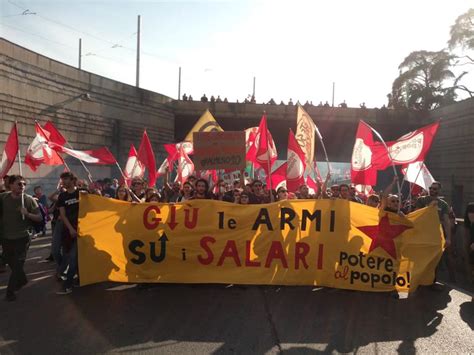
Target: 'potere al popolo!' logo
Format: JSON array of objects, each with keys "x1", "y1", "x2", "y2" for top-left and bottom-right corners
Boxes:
[
  {"x1": 388, "y1": 131, "x2": 424, "y2": 164},
  {"x1": 351, "y1": 138, "x2": 372, "y2": 171}
]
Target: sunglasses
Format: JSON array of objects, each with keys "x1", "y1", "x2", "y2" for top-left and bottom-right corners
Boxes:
[{"x1": 17, "y1": 182, "x2": 26, "y2": 186}]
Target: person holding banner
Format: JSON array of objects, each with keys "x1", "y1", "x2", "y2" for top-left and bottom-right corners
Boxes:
[
  {"x1": 0, "y1": 175, "x2": 42, "y2": 301},
  {"x1": 248, "y1": 180, "x2": 270, "y2": 204},
  {"x1": 176, "y1": 182, "x2": 194, "y2": 202},
  {"x1": 463, "y1": 203, "x2": 474, "y2": 284},
  {"x1": 415, "y1": 181, "x2": 453, "y2": 288},
  {"x1": 56, "y1": 172, "x2": 80, "y2": 295},
  {"x1": 115, "y1": 185, "x2": 132, "y2": 202},
  {"x1": 191, "y1": 179, "x2": 213, "y2": 200}
]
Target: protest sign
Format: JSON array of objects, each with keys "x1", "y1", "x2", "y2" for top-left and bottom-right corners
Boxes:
[
  {"x1": 78, "y1": 195, "x2": 443, "y2": 292},
  {"x1": 193, "y1": 131, "x2": 246, "y2": 171}
]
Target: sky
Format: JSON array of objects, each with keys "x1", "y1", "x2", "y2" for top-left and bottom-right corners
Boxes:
[{"x1": 2, "y1": 0, "x2": 474, "y2": 108}]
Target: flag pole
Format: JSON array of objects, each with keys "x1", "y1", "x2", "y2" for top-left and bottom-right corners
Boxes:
[
  {"x1": 312, "y1": 121, "x2": 331, "y2": 176},
  {"x1": 16, "y1": 121, "x2": 25, "y2": 220},
  {"x1": 365, "y1": 121, "x2": 402, "y2": 213}
]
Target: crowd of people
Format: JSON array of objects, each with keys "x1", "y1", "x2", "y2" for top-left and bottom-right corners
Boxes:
[{"x1": 0, "y1": 170, "x2": 473, "y2": 301}]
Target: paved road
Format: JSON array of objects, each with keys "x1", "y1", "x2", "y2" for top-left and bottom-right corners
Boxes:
[{"x1": 0, "y1": 235, "x2": 473, "y2": 354}]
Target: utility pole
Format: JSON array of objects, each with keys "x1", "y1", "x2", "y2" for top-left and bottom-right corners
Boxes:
[
  {"x1": 178, "y1": 67, "x2": 182, "y2": 100},
  {"x1": 78, "y1": 38, "x2": 82, "y2": 69},
  {"x1": 136, "y1": 15, "x2": 141, "y2": 88},
  {"x1": 332, "y1": 82, "x2": 335, "y2": 107}
]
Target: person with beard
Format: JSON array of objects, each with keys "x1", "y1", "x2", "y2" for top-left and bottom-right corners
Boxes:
[{"x1": 191, "y1": 179, "x2": 213, "y2": 200}]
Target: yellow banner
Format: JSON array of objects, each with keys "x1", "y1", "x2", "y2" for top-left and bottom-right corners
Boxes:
[{"x1": 78, "y1": 195, "x2": 444, "y2": 292}]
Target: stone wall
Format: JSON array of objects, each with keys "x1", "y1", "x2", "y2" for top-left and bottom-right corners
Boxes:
[
  {"x1": 427, "y1": 98, "x2": 474, "y2": 214},
  {"x1": 0, "y1": 39, "x2": 174, "y2": 193}
]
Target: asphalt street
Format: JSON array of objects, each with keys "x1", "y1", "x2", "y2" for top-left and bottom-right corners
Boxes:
[{"x1": 0, "y1": 235, "x2": 473, "y2": 354}]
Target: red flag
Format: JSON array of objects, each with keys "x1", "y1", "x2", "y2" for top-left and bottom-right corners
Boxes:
[
  {"x1": 44, "y1": 121, "x2": 116, "y2": 165},
  {"x1": 286, "y1": 129, "x2": 307, "y2": 192},
  {"x1": 245, "y1": 126, "x2": 259, "y2": 162},
  {"x1": 164, "y1": 141, "x2": 193, "y2": 171},
  {"x1": 124, "y1": 144, "x2": 144, "y2": 183},
  {"x1": 137, "y1": 130, "x2": 156, "y2": 187},
  {"x1": 380, "y1": 122, "x2": 440, "y2": 169},
  {"x1": 53, "y1": 145, "x2": 116, "y2": 165},
  {"x1": 306, "y1": 176, "x2": 319, "y2": 195},
  {"x1": 270, "y1": 162, "x2": 287, "y2": 190},
  {"x1": 176, "y1": 144, "x2": 194, "y2": 186},
  {"x1": 25, "y1": 122, "x2": 64, "y2": 171},
  {"x1": 0, "y1": 123, "x2": 19, "y2": 178},
  {"x1": 351, "y1": 121, "x2": 384, "y2": 186},
  {"x1": 43, "y1": 121, "x2": 67, "y2": 146},
  {"x1": 253, "y1": 115, "x2": 277, "y2": 174}
]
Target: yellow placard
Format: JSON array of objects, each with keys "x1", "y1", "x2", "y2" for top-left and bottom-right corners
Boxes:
[{"x1": 78, "y1": 195, "x2": 444, "y2": 292}]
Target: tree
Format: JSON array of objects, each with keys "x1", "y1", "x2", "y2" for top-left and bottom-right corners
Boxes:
[
  {"x1": 448, "y1": 9, "x2": 474, "y2": 52},
  {"x1": 389, "y1": 50, "x2": 458, "y2": 111},
  {"x1": 447, "y1": 8, "x2": 474, "y2": 97}
]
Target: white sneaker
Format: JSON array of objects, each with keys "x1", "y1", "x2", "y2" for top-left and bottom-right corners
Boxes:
[{"x1": 56, "y1": 288, "x2": 72, "y2": 295}]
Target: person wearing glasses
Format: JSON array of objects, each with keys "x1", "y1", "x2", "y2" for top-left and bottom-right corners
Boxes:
[
  {"x1": 248, "y1": 180, "x2": 270, "y2": 204},
  {"x1": 415, "y1": 181, "x2": 453, "y2": 288},
  {"x1": 0, "y1": 175, "x2": 42, "y2": 301},
  {"x1": 380, "y1": 176, "x2": 405, "y2": 216},
  {"x1": 276, "y1": 187, "x2": 289, "y2": 201}
]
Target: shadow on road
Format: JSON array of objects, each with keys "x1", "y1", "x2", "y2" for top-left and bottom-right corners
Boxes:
[
  {"x1": 460, "y1": 301, "x2": 474, "y2": 330},
  {"x1": 0, "y1": 278, "x2": 455, "y2": 354}
]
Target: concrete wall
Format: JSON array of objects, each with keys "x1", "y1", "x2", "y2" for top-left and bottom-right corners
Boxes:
[
  {"x1": 170, "y1": 100, "x2": 423, "y2": 163},
  {"x1": 427, "y1": 98, "x2": 474, "y2": 214},
  {"x1": 0, "y1": 39, "x2": 174, "y2": 193}
]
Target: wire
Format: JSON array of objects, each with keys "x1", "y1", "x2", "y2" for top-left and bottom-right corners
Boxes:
[{"x1": 1, "y1": 22, "x2": 76, "y2": 50}]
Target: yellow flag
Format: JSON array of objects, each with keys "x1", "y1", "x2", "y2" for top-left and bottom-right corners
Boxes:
[
  {"x1": 184, "y1": 109, "x2": 223, "y2": 142},
  {"x1": 295, "y1": 105, "x2": 317, "y2": 166}
]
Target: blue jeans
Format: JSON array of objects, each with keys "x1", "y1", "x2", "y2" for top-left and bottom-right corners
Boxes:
[
  {"x1": 51, "y1": 221, "x2": 67, "y2": 274},
  {"x1": 64, "y1": 238, "x2": 78, "y2": 289}
]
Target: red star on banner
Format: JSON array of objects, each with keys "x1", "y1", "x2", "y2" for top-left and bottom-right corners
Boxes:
[{"x1": 356, "y1": 214, "x2": 412, "y2": 259}]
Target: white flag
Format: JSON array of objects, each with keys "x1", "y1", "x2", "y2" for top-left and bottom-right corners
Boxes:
[{"x1": 402, "y1": 161, "x2": 435, "y2": 191}]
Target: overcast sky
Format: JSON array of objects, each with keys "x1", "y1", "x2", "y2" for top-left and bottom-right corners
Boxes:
[{"x1": 2, "y1": 0, "x2": 473, "y2": 107}]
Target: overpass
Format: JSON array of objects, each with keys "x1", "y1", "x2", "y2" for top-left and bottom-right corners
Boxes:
[{"x1": 169, "y1": 100, "x2": 424, "y2": 162}]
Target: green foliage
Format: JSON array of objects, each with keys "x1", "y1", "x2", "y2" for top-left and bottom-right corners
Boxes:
[
  {"x1": 389, "y1": 51, "x2": 457, "y2": 111},
  {"x1": 448, "y1": 9, "x2": 474, "y2": 50}
]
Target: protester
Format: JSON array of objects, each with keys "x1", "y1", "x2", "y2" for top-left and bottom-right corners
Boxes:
[
  {"x1": 145, "y1": 193, "x2": 161, "y2": 202},
  {"x1": 115, "y1": 184, "x2": 132, "y2": 202},
  {"x1": 415, "y1": 181, "x2": 453, "y2": 288},
  {"x1": 130, "y1": 178, "x2": 145, "y2": 200},
  {"x1": 340, "y1": 184, "x2": 363, "y2": 203},
  {"x1": 0, "y1": 175, "x2": 42, "y2": 301},
  {"x1": 191, "y1": 179, "x2": 213, "y2": 199},
  {"x1": 43, "y1": 185, "x2": 63, "y2": 263},
  {"x1": 101, "y1": 178, "x2": 116, "y2": 198},
  {"x1": 248, "y1": 180, "x2": 270, "y2": 204},
  {"x1": 296, "y1": 184, "x2": 312, "y2": 199},
  {"x1": 276, "y1": 186, "x2": 289, "y2": 201},
  {"x1": 231, "y1": 189, "x2": 241, "y2": 203},
  {"x1": 330, "y1": 184, "x2": 340, "y2": 198},
  {"x1": 380, "y1": 177, "x2": 404, "y2": 215},
  {"x1": 366, "y1": 194, "x2": 380, "y2": 208},
  {"x1": 176, "y1": 181, "x2": 194, "y2": 202},
  {"x1": 239, "y1": 192, "x2": 250, "y2": 205},
  {"x1": 144, "y1": 187, "x2": 158, "y2": 202},
  {"x1": 463, "y1": 202, "x2": 474, "y2": 283},
  {"x1": 33, "y1": 187, "x2": 49, "y2": 236},
  {"x1": 56, "y1": 172, "x2": 81, "y2": 295}
]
